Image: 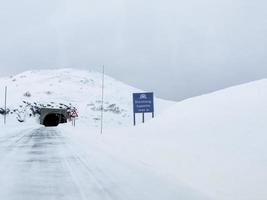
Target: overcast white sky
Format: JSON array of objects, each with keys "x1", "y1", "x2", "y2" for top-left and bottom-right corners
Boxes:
[{"x1": 0, "y1": 0, "x2": 266, "y2": 100}]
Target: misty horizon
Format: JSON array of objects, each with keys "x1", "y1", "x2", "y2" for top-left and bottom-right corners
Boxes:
[{"x1": 0, "y1": 0, "x2": 266, "y2": 100}]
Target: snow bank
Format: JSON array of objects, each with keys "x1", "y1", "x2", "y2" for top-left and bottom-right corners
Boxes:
[{"x1": 62, "y1": 79, "x2": 267, "y2": 200}]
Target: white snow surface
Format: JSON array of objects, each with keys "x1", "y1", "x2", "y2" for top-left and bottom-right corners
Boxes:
[
  {"x1": 0, "y1": 68, "x2": 173, "y2": 127},
  {"x1": 0, "y1": 70, "x2": 267, "y2": 200},
  {"x1": 59, "y1": 79, "x2": 267, "y2": 200}
]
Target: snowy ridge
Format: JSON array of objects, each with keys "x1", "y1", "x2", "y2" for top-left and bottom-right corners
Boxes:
[{"x1": 0, "y1": 68, "x2": 173, "y2": 127}]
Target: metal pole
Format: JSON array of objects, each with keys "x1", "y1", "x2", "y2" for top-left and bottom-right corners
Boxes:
[
  {"x1": 4, "y1": 86, "x2": 7, "y2": 125},
  {"x1": 100, "y1": 65, "x2": 105, "y2": 134},
  {"x1": 142, "y1": 113, "x2": 145, "y2": 123},
  {"x1": 133, "y1": 94, "x2": 135, "y2": 126}
]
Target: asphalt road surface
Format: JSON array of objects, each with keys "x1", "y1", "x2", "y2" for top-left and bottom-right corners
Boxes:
[{"x1": 0, "y1": 127, "x2": 205, "y2": 200}]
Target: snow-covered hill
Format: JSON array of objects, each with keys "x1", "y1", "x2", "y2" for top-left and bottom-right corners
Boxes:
[
  {"x1": 0, "y1": 68, "x2": 173, "y2": 127},
  {"x1": 63, "y1": 79, "x2": 267, "y2": 200},
  {"x1": 1, "y1": 69, "x2": 266, "y2": 199}
]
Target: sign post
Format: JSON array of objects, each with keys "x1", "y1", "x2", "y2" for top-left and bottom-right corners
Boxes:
[
  {"x1": 100, "y1": 65, "x2": 105, "y2": 134},
  {"x1": 4, "y1": 86, "x2": 7, "y2": 125},
  {"x1": 133, "y1": 92, "x2": 154, "y2": 126},
  {"x1": 69, "y1": 109, "x2": 78, "y2": 127},
  {"x1": 133, "y1": 112, "x2": 136, "y2": 126}
]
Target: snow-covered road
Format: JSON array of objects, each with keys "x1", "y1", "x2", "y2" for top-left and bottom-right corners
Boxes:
[{"x1": 0, "y1": 127, "x2": 205, "y2": 200}]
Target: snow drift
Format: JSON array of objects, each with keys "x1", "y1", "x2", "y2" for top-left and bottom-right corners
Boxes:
[{"x1": 62, "y1": 79, "x2": 267, "y2": 200}]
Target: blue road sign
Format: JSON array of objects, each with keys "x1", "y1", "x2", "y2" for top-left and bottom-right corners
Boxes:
[{"x1": 133, "y1": 92, "x2": 154, "y2": 113}]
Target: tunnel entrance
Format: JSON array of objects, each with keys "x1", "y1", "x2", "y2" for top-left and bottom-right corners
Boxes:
[
  {"x1": 43, "y1": 114, "x2": 60, "y2": 127},
  {"x1": 43, "y1": 114, "x2": 67, "y2": 127},
  {"x1": 40, "y1": 108, "x2": 68, "y2": 127}
]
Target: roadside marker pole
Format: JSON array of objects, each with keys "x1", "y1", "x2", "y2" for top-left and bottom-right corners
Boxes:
[
  {"x1": 4, "y1": 86, "x2": 7, "y2": 125},
  {"x1": 133, "y1": 93, "x2": 136, "y2": 126},
  {"x1": 100, "y1": 65, "x2": 105, "y2": 134}
]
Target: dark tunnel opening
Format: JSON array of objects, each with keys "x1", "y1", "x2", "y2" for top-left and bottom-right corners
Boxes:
[
  {"x1": 59, "y1": 114, "x2": 67, "y2": 123},
  {"x1": 43, "y1": 114, "x2": 67, "y2": 127}
]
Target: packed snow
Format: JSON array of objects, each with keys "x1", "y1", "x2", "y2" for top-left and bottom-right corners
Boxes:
[{"x1": 0, "y1": 69, "x2": 267, "y2": 200}]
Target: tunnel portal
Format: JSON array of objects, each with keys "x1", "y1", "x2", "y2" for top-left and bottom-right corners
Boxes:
[{"x1": 40, "y1": 108, "x2": 68, "y2": 127}]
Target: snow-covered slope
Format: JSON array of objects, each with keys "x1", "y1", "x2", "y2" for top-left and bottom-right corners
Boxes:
[
  {"x1": 63, "y1": 79, "x2": 267, "y2": 200},
  {"x1": 1, "y1": 69, "x2": 266, "y2": 199},
  {"x1": 0, "y1": 68, "x2": 173, "y2": 127}
]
